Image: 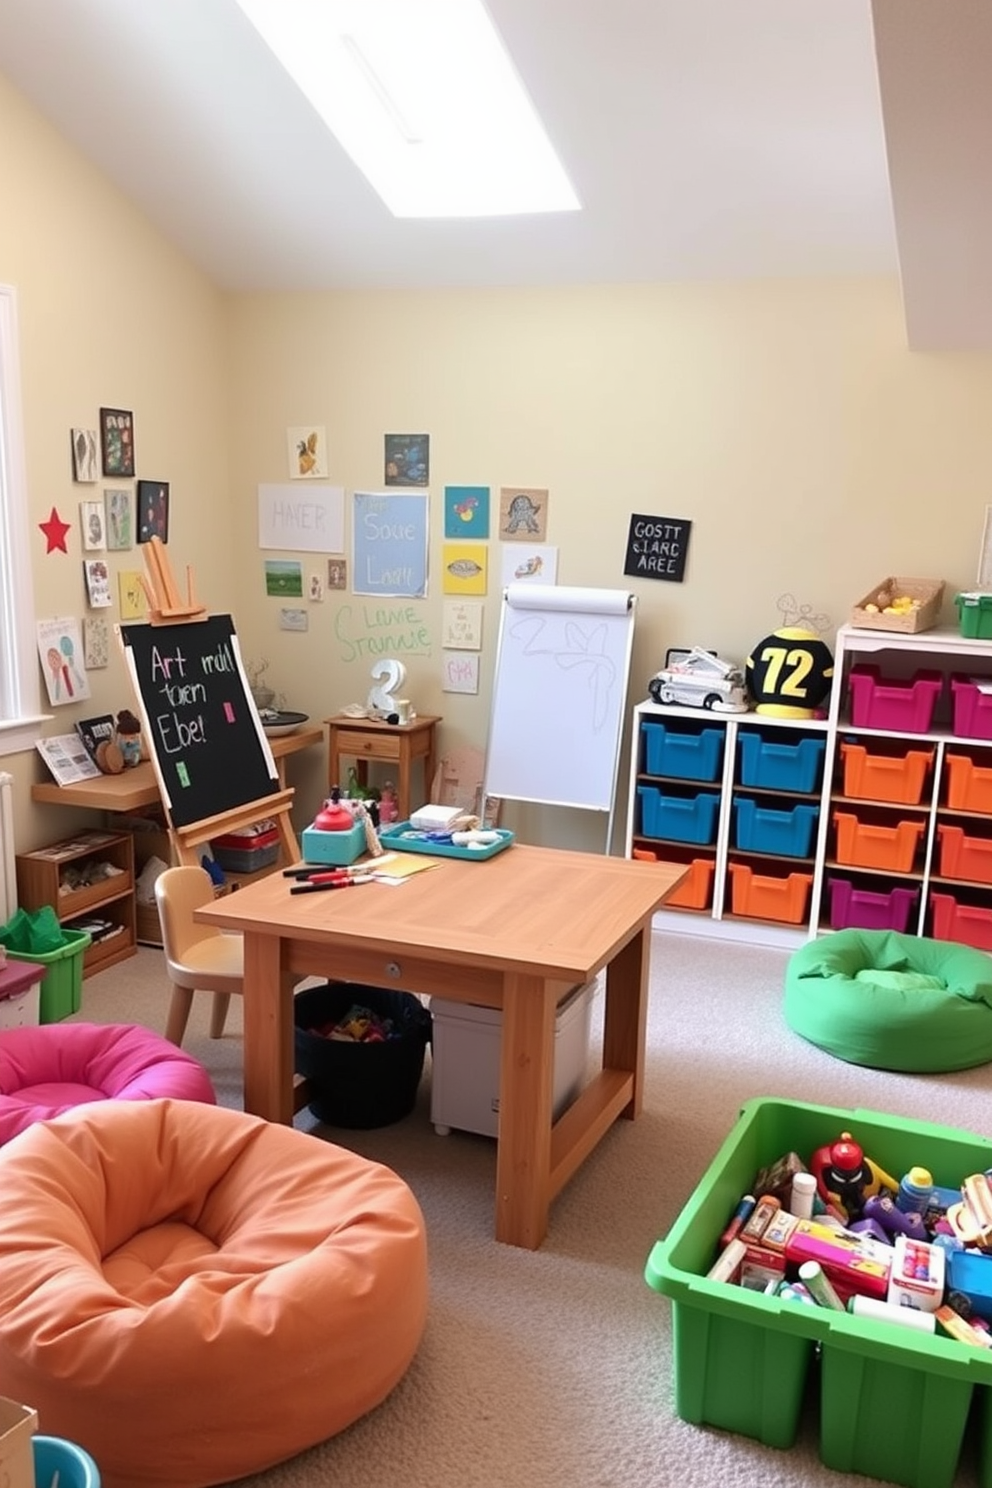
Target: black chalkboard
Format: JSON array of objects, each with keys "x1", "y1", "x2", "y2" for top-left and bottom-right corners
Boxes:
[{"x1": 119, "y1": 615, "x2": 278, "y2": 830}]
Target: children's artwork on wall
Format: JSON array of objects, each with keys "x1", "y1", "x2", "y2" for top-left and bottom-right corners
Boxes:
[
  {"x1": 499, "y1": 486, "x2": 547, "y2": 541},
  {"x1": 308, "y1": 572, "x2": 324, "y2": 602},
  {"x1": 99, "y1": 408, "x2": 135, "y2": 477},
  {"x1": 353, "y1": 491, "x2": 429, "y2": 598},
  {"x1": 83, "y1": 616, "x2": 110, "y2": 669},
  {"x1": 80, "y1": 500, "x2": 106, "y2": 551},
  {"x1": 118, "y1": 569, "x2": 147, "y2": 621},
  {"x1": 71, "y1": 428, "x2": 99, "y2": 482},
  {"x1": 104, "y1": 488, "x2": 133, "y2": 550},
  {"x1": 258, "y1": 483, "x2": 344, "y2": 552},
  {"x1": 444, "y1": 485, "x2": 490, "y2": 539},
  {"x1": 137, "y1": 481, "x2": 170, "y2": 543},
  {"x1": 327, "y1": 556, "x2": 347, "y2": 590},
  {"x1": 442, "y1": 541, "x2": 487, "y2": 595},
  {"x1": 384, "y1": 434, "x2": 429, "y2": 487},
  {"x1": 500, "y1": 543, "x2": 557, "y2": 586},
  {"x1": 441, "y1": 599, "x2": 483, "y2": 650},
  {"x1": 287, "y1": 425, "x2": 328, "y2": 479},
  {"x1": 441, "y1": 651, "x2": 480, "y2": 694},
  {"x1": 623, "y1": 514, "x2": 691, "y2": 582},
  {"x1": 279, "y1": 607, "x2": 308, "y2": 632},
  {"x1": 37, "y1": 616, "x2": 91, "y2": 705},
  {"x1": 264, "y1": 559, "x2": 304, "y2": 598},
  {"x1": 82, "y1": 558, "x2": 112, "y2": 608},
  {"x1": 39, "y1": 506, "x2": 72, "y2": 553}
]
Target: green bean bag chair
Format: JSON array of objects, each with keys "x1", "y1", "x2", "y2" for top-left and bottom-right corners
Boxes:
[{"x1": 784, "y1": 929, "x2": 992, "y2": 1071}]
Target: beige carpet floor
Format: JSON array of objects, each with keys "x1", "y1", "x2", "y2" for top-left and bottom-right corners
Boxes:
[{"x1": 67, "y1": 930, "x2": 992, "y2": 1488}]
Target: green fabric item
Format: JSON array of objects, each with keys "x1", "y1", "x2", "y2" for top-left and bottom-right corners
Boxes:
[
  {"x1": 784, "y1": 928, "x2": 992, "y2": 1072},
  {"x1": 0, "y1": 904, "x2": 65, "y2": 955}
]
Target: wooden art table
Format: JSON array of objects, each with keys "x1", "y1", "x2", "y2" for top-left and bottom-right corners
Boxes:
[{"x1": 195, "y1": 844, "x2": 684, "y2": 1249}]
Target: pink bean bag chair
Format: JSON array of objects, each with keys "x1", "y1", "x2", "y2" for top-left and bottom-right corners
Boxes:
[
  {"x1": 0, "y1": 1098, "x2": 428, "y2": 1488},
  {"x1": 0, "y1": 1022, "x2": 216, "y2": 1143}
]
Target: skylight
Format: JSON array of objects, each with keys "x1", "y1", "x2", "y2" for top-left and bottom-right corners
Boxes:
[{"x1": 233, "y1": 0, "x2": 581, "y2": 218}]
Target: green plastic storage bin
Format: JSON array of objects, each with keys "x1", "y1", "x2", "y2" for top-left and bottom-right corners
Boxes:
[
  {"x1": 5, "y1": 926, "x2": 90, "y2": 1021},
  {"x1": 956, "y1": 592, "x2": 992, "y2": 640},
  {"x1": 644, "y1": 1097, "x2": 992, "y2": 1488}
]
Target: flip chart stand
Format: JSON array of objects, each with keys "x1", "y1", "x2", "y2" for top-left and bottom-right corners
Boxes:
[{"x1": 483, "y1": 583, "x2": 637, "y2": 851}]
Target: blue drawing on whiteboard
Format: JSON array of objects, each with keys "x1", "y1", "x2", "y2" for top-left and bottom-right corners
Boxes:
[{"x1": 510, "y1": 617, "x2": 616, "y2": 731}]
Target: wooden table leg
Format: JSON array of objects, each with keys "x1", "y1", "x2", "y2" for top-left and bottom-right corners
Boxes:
[
  {"x1": 495, "y1": 971, "x2": 557, "y2": 1248},
  {"x1": 241, "y1": 932, "x2": 295, "y2": 1124},
  {"x1": 602, "y1": 924, "x2": 650, "y2": 1120},
  {"x1": 397, "y1": 736, "x2": 412, "y2": 823}
]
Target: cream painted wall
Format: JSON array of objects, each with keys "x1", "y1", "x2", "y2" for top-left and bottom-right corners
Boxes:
[
  {"x1": 0, "y1": 75, "x2": 230, "y2": 854},
  {"x1": 7, "y1": 60, "x2": 992, "y2": 863},
  {"x1": 229, "y1": 282, "x2": 992, "y2": 849}
]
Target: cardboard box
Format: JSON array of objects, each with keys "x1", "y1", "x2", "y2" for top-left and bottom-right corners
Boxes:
[{"x1": 0, "y1": 1396, "x2": 37, "y2": 1488}]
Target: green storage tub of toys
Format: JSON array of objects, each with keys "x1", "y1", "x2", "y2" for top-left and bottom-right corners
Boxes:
[{"x1": 644, "y1": 1097, "x2": 992, "y2": 1488}]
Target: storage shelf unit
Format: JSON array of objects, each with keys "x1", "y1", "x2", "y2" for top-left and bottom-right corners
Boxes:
[
  {"x1": 625, "y1": 625, "x2": 992, "y2": 947},
  {"x1": 15, "y1": 828, "x2": 136, "y2": 976}
]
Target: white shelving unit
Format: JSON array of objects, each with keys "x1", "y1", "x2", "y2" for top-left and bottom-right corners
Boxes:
[{"x1": 625, "y1": 624, "x2": 992, "y2": 949}]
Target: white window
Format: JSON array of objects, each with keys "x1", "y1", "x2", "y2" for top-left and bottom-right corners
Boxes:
[{"x1": 0, "y1": 283, "x2": 44, "y2": 755}]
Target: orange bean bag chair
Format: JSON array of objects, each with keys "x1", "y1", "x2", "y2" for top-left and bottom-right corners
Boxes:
[{"x1": 0, "y1": 1098, "x2": 428, "y2": 1488}]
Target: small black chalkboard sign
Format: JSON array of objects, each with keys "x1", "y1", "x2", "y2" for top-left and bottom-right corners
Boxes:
[
  {"x1": 119, "y1": 614, "x2": 278, "y2": 830},
  {"x1": 623, "y1": 514, "x2": 692, "y2": 583}
]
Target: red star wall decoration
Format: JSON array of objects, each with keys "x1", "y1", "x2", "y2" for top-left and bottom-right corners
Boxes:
[{"x1": 39, "y1": 506, "x2": 71, "y2": 553}]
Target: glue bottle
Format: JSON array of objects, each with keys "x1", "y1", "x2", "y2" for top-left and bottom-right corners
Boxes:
[
  {"x1": 896, "y1": 1166, "x2": 934, "y2": 1217},
  {"x1": 789, "y1": 1172, "x2": 817, "y2": 1221}
]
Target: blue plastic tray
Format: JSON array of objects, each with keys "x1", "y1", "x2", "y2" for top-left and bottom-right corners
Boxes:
[{"x1": 379, "y1": 823, "x2": 515, "y2": 860}]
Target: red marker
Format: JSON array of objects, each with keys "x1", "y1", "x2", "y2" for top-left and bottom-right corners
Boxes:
[{"x1": 290, "y1": 877, "x2": 374, "y2": 895}]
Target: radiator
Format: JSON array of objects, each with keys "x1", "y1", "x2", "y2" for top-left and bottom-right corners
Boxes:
[{"x1": 0, "y1": 771, "x2": 14, "y2": 924}]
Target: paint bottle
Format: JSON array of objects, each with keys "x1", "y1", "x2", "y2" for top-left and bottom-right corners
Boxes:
[
  {"x1": 848, "y1": 1295, "x2": 936, "y2": 1333},
  {"x1": 896, "y1": 1166, "x2": 934, "y2": 1217},
  {"x1": 797, "y1": 1260, "x2": 846, "y2": 1311},
  {"x1": 789, "y1": 1172, "x2": 817, "y2": 1221}
]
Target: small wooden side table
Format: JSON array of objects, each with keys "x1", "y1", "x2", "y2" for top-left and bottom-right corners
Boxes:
[{"x1": 325, "y1": 714, "x2": 441, "y2": 821}]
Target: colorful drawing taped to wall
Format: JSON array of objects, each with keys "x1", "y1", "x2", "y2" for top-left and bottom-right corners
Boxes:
[
  {"x1": 105, "y1": 488, "x2": 133, "y2": 550},
  {"x1": 137, "y1": 481, "x2": 170, "y2": 544},
  {"x1": 264, "y1": 559, "x2": 304, "y2": 598},
  {"x1": 83, "y1": 559, "x2": 112, "y2": 608},
  {"x1": 499, "y1": 487, "x2": 548, "y2": 541},
  {"x1": 37, "y1": 617, "x2": 91, "y2": 706},
  {"x1": 442, "y1": 542, "x2": 487, "y2": 596},
  {"x1": 352, "y1": 491, "x2": 429, "y2": 599},
  {"x1": 444, "y1": 485, "x2": 490, "y2": 540},
  {"x1": 80, "y1": 500, "x2": 105, "y2": 551},
  {"x1": 442, "y1": 651, "x2": 480, "y2": 694},
  {"x1": 83, "y1": 616, "x2": 110, "y2": 669},
  {"x1": 71, "y1": 428, "x2": 99, "y2": 483},
  {"x1": 287, "y1": 425, "x2": 328, "y2": 479},
  {"x1": 118, "y1": 569, "x2": 148, "y2": 621},
  {"x1": 384, "y1": 434, "x2": 429, "y2": 487},
  {"x1": 441, "y1": 599, "x2": 483, "y2": 651}
]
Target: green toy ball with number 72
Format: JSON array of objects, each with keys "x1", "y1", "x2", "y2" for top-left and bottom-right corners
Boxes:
[{"x1": 745, "y1": 627, "x2": 835, "y2": 718}]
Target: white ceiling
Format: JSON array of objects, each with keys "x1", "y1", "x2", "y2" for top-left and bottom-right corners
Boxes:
[{"x1": 0, "y1": 0, "x2": 989, "y2": 349}]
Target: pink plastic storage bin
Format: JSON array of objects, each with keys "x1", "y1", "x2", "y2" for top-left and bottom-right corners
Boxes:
[
  {"x1": 935, "y1": 824, "x2": 992, "y2": 884},
  {"x1": 951, "y1": 677, "x2": 992, "y2": 741},
  {"x1": 826, "y1": 879, "x2": 919, "y2": 933},
  {"x1": 930, "y1": 892, "x2": 992, "y2": 953},
  {"x1": 847, "y1": 666, "x2": 943, "y2": 734}
]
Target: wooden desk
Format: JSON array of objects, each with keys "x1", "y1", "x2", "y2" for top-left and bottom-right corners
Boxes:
[
  {"x1": 325, "y1": 714, "x2": 440, "y2": 821},
  {"x1": 195, "y1": 846, "x2": 684, "y2": 1249},
  {"x1": 31, "y1": 726, "x2": 324, "y2": 813}
]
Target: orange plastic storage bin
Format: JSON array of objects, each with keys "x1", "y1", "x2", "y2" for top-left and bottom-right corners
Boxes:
[
  {"x1": 930, "y1": 892, "x2": 992, "y2": 953},
  {"x1": 727, "y1": 863, "x2": 812, "y2": 924},
  {"x1": 944, "y1": 754, "x2": 992, "y2": 815},
  {"x1": 832, "y1": 812, "x2": 925, "y2": 873},
  {"x1": 632, "y1": 851, "x2": 714, "y2": 910},
  {"x1": 839, "y1": 743, "x2": 933, "y2": 805},
  {"x1": 935, "y1": 824, "x2": 992, "y2": 884}
]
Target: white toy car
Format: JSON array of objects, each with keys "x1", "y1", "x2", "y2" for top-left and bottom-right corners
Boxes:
[{"x1": 648, "y1": 647, "x2": 749, "y2": 712}]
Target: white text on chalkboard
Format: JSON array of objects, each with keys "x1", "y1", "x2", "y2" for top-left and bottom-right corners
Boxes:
[{"x1": 623, "y1": 514, "x2": 692, "y2": 583}]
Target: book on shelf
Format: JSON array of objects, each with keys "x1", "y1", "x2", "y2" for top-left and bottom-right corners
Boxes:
[
  {"x1": 36, "y1": 734, "x2": 102, "y2": 786},
  {"x1": 75, "y1": 713, "x2": 116, "y2": 762}
]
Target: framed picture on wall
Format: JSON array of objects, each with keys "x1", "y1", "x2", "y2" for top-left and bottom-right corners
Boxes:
[
  {"x1": 100, "y1": 407, "x2": 135, "y2": 478},
  {"x1": 137, "y1": 480, "x2": 169, "y2": 543}
]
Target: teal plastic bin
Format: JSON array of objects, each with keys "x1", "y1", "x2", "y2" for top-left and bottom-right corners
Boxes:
[
  {"x1": 5, "y1": 927, "x2": 90, "y2": 1021},
  {"x1": 33, "y1": 1434, "x2": 101, "y2": 1487}
]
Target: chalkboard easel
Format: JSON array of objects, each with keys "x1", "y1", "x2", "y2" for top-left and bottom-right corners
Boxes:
[{"x1": 118, "y1": 546, "x2": 298, "y2": 871}]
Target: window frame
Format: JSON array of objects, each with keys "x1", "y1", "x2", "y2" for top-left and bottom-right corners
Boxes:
[{"x1": 0, "y1": 282, "x2": 46, "y2": 756}]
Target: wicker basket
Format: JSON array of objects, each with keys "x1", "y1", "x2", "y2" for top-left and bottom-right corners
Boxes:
[{"x1": 849, "y1": 577, "x2": 944, "y2": 633}]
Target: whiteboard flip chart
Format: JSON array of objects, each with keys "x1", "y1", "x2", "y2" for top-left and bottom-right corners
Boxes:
[{"x1": 483, "y1": 584, "x2": 636, "y2": 816}]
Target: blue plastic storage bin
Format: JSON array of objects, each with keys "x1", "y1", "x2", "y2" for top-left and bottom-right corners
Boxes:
[
  {"x1": 637, "y1": 786, "x2": 720, "y2": 845},
  {"x1": 732, "y1": 797, "x2": 819, "y2": 857},
  {"x1": 641, "y1": 722, "x2": 724, "y2": 782},
  {"x1": 737, "y1": 732, "x2": 826, "y2": 794}
]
